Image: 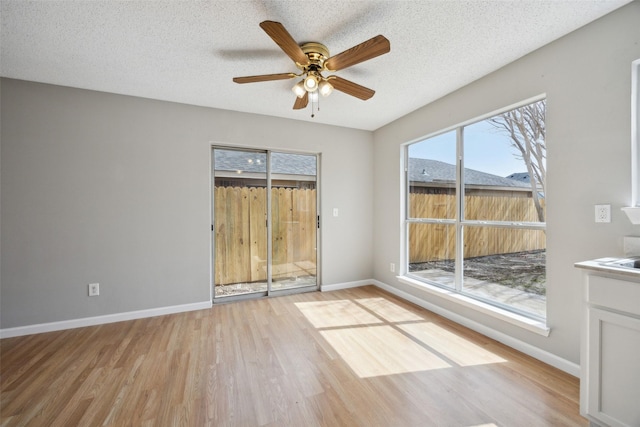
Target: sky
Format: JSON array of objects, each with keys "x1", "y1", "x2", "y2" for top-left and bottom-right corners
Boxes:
[{"x1": 409, "y1": 119, "x2": 531, "y2": 178}]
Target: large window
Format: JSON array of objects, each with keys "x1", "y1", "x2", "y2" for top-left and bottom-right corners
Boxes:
[{"x1": 405, "y1": 99, "x2": 546, "y2": 319}]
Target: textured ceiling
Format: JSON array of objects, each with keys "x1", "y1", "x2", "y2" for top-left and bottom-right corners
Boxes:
[{"x1": 0, "y1": 0, "x2": 632, "y2": 131}]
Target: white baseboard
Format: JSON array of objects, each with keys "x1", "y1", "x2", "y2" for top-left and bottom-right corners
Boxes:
[
  {"x1": 320, "y1": 279, "x2": 374, "y2": 292},
  {"x1": 0, "y1": 301, "x2": 212, "y2": 339},
  {"x1": 319, "y1": 278, "x2": 579, "y2": 377}
]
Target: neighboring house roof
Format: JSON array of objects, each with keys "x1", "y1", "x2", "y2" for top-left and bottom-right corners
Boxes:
[
  {"x1": 214, "y1": 149, "x2": 316, "y2": 176},
  {"x1": 409, "y1": 158, "x2": 531, "y2": 189},
  {"x1": 215, "y1": 151, "x2": 530, "y2": 189}
]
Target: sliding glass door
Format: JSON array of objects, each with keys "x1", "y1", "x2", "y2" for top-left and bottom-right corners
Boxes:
[
  {"x1": 213, "y1": 148, "x2": 268, "y2": 297},
  {"x1": 212, "y1": 148, "x2": 318, "y2": 300},
  {"x1": 270, "y1": 152, "x2": 317, "y2": 292}
]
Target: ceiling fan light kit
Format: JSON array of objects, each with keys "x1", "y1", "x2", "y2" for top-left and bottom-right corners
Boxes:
[
  {"x1": 292, "y1": 80, "x2": 306, "y2": 98},
  {"x1": 318, "y1": 80, "x2": 333, "y2": 97},
  {"x1": 233, "y1": 20, "x2": 390, "y2": 117},
  {"x1": 303, "y1": 73, "x2": 320, "y2": 92}
]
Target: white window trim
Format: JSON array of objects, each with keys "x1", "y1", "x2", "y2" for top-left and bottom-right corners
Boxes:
[
  {"x1": 622, "y1": 58, "x2": 640, "y2": 223},
  {"x1": 398, "y1": 275, "x2": 550, "y2": 336}
]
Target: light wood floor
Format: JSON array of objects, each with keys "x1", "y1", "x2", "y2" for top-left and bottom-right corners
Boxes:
[{"x1": 1, "y1": 286, "x2": 586, "y2": 426}]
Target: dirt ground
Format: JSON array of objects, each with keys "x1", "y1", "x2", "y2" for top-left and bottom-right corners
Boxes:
[{"x1": 409, "y1": 250, "x2": 546, "y2": 295}]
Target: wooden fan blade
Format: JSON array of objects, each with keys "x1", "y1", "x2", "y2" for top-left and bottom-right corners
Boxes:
[
  {"x1": 233, "y1": 73, "x2": 296, "y2": 84},
  {"x1": 324, "y1": 35, "x2": 390, "y2": 72},
  {"x1": 259, "y1": 21, "x2": 310, "y2": 66},
  {"x1": 328, "y1": 76, "x2": 375, "y2": 100},
  {"x1": 293, "y1": 92, "x2": 309, "y2": 110}
]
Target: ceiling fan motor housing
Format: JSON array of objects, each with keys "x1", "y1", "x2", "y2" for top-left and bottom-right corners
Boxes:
[{"x1": 298, "y1": 42, "x2": 329, "y2": 71}]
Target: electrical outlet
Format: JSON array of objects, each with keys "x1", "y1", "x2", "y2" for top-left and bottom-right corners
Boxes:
[
  {"x1": 390, "y1": 263, "x2": 395, "y2": 273},
  {"x1": 88, "y1": 283, "x2": 100, "y2": 296},
  {"x1": 595, "y1": 204, "x2": 611, "y2": 223}
]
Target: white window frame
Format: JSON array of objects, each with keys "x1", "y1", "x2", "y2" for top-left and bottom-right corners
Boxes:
[{"x1": 401, "y1": 96, "x2": 549, "y2": 334}]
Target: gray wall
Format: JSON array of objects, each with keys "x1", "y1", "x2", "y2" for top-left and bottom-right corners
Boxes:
[
  {"x1": 372, "y1": 1, "x2": 640, "y2": 364},
  {"x1": 0, "y1": 80, "x2": 373, "y2": 328}
]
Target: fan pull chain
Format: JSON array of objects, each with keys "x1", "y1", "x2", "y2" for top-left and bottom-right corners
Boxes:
[{"x1": 311, "y1": 93, "x2": 320, "y2": 118}]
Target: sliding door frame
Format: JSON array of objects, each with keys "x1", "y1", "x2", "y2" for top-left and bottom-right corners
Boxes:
[{"x1": 210, "y1": 144, "x2": 321, "y2": 303}]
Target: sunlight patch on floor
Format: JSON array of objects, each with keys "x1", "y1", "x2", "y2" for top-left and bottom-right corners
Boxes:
[
  {"x1": 398, "y1": 322, "x2": 507, "y2": 366},
  {"x1": 355, "y1": 297, "x2": 425, "y2": 322},
  {"x1": 320, "y1": 325, "x2": 451, "y2": 378},
  {"x1": 294, "y1": 300, "x2": 383, "y2": 328},
  {"x1": 296, "y1": 296, "x2": 506, "y2": 378}
]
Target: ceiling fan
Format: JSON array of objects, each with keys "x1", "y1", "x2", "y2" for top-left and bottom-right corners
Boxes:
[{"x1": 232, "y1": 21, "x2": 390, "y2": 115}]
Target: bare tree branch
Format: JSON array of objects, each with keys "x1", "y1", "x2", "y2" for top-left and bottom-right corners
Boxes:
[{"x1": 488, "y1": 100, "x2": 546, "y2": 222}]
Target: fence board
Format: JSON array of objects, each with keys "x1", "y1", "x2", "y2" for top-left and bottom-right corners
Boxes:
[
  {"x1": 295, "y1": 188, "x2": 317, "y2": 276},
  {"x1": 249, "y1": 187, "x2": 267, "y2": 282},
  {"x1": 232, "y1": 187, "x2": 251, "y2": 283},
  {"x1": 214, "y1": 187, "x2": 228, "y2": 285}
]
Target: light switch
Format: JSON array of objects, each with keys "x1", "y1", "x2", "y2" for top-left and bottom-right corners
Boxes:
[{"x1": 333, "y1": 208, "x2": 339, "y2": 217}]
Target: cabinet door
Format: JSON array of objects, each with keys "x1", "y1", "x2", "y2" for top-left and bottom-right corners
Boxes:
[{"x1": 587, "y1": 307, "x2": 640, "y2": 427}]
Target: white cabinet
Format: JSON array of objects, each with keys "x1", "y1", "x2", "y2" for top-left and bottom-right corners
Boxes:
[{"x1": 581, "y1": 273, "x2": 640, "y2": 427}]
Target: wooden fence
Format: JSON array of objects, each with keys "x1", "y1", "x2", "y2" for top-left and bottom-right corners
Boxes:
[
  {"x1": 409, "y1": 193, "x2": 545, "y2": 263},
  {"x1": 214, "y1": 188, "x2": 545, "y2": 284},
  {"x1": 214, "y1": 187, "x2": 316, "y2": 286}
]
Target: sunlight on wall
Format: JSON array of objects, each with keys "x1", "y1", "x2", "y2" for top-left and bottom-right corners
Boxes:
[{"x1": 295, "y1": 296, "x2": 507, "y2": 378}]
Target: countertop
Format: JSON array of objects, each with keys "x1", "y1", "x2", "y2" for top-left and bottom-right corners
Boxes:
[{"x1": 575, "y1": 257, "x2": 640, "y2": 279}]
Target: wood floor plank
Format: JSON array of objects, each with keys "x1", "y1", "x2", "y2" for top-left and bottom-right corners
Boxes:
[{"x1": 1, "y1": 285, "x2": 587, "y2": 426}]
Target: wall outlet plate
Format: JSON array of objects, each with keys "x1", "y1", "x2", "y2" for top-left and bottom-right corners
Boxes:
[
  {"x1": 595, "y1": 204, "x2": 611, "y2": 223},
  {"x1": 88, "y1": 283, "x2": 100, "y2": 296}
]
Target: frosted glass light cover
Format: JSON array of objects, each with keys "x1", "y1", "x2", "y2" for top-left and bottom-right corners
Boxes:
[{"x1": 292, "y1": 81, "x2": 306, "y2": 98}]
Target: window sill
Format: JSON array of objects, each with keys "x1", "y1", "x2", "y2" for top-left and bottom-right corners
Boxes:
[{"x1": 397, "y1": 275, "x2": 550, "y2": 336}]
